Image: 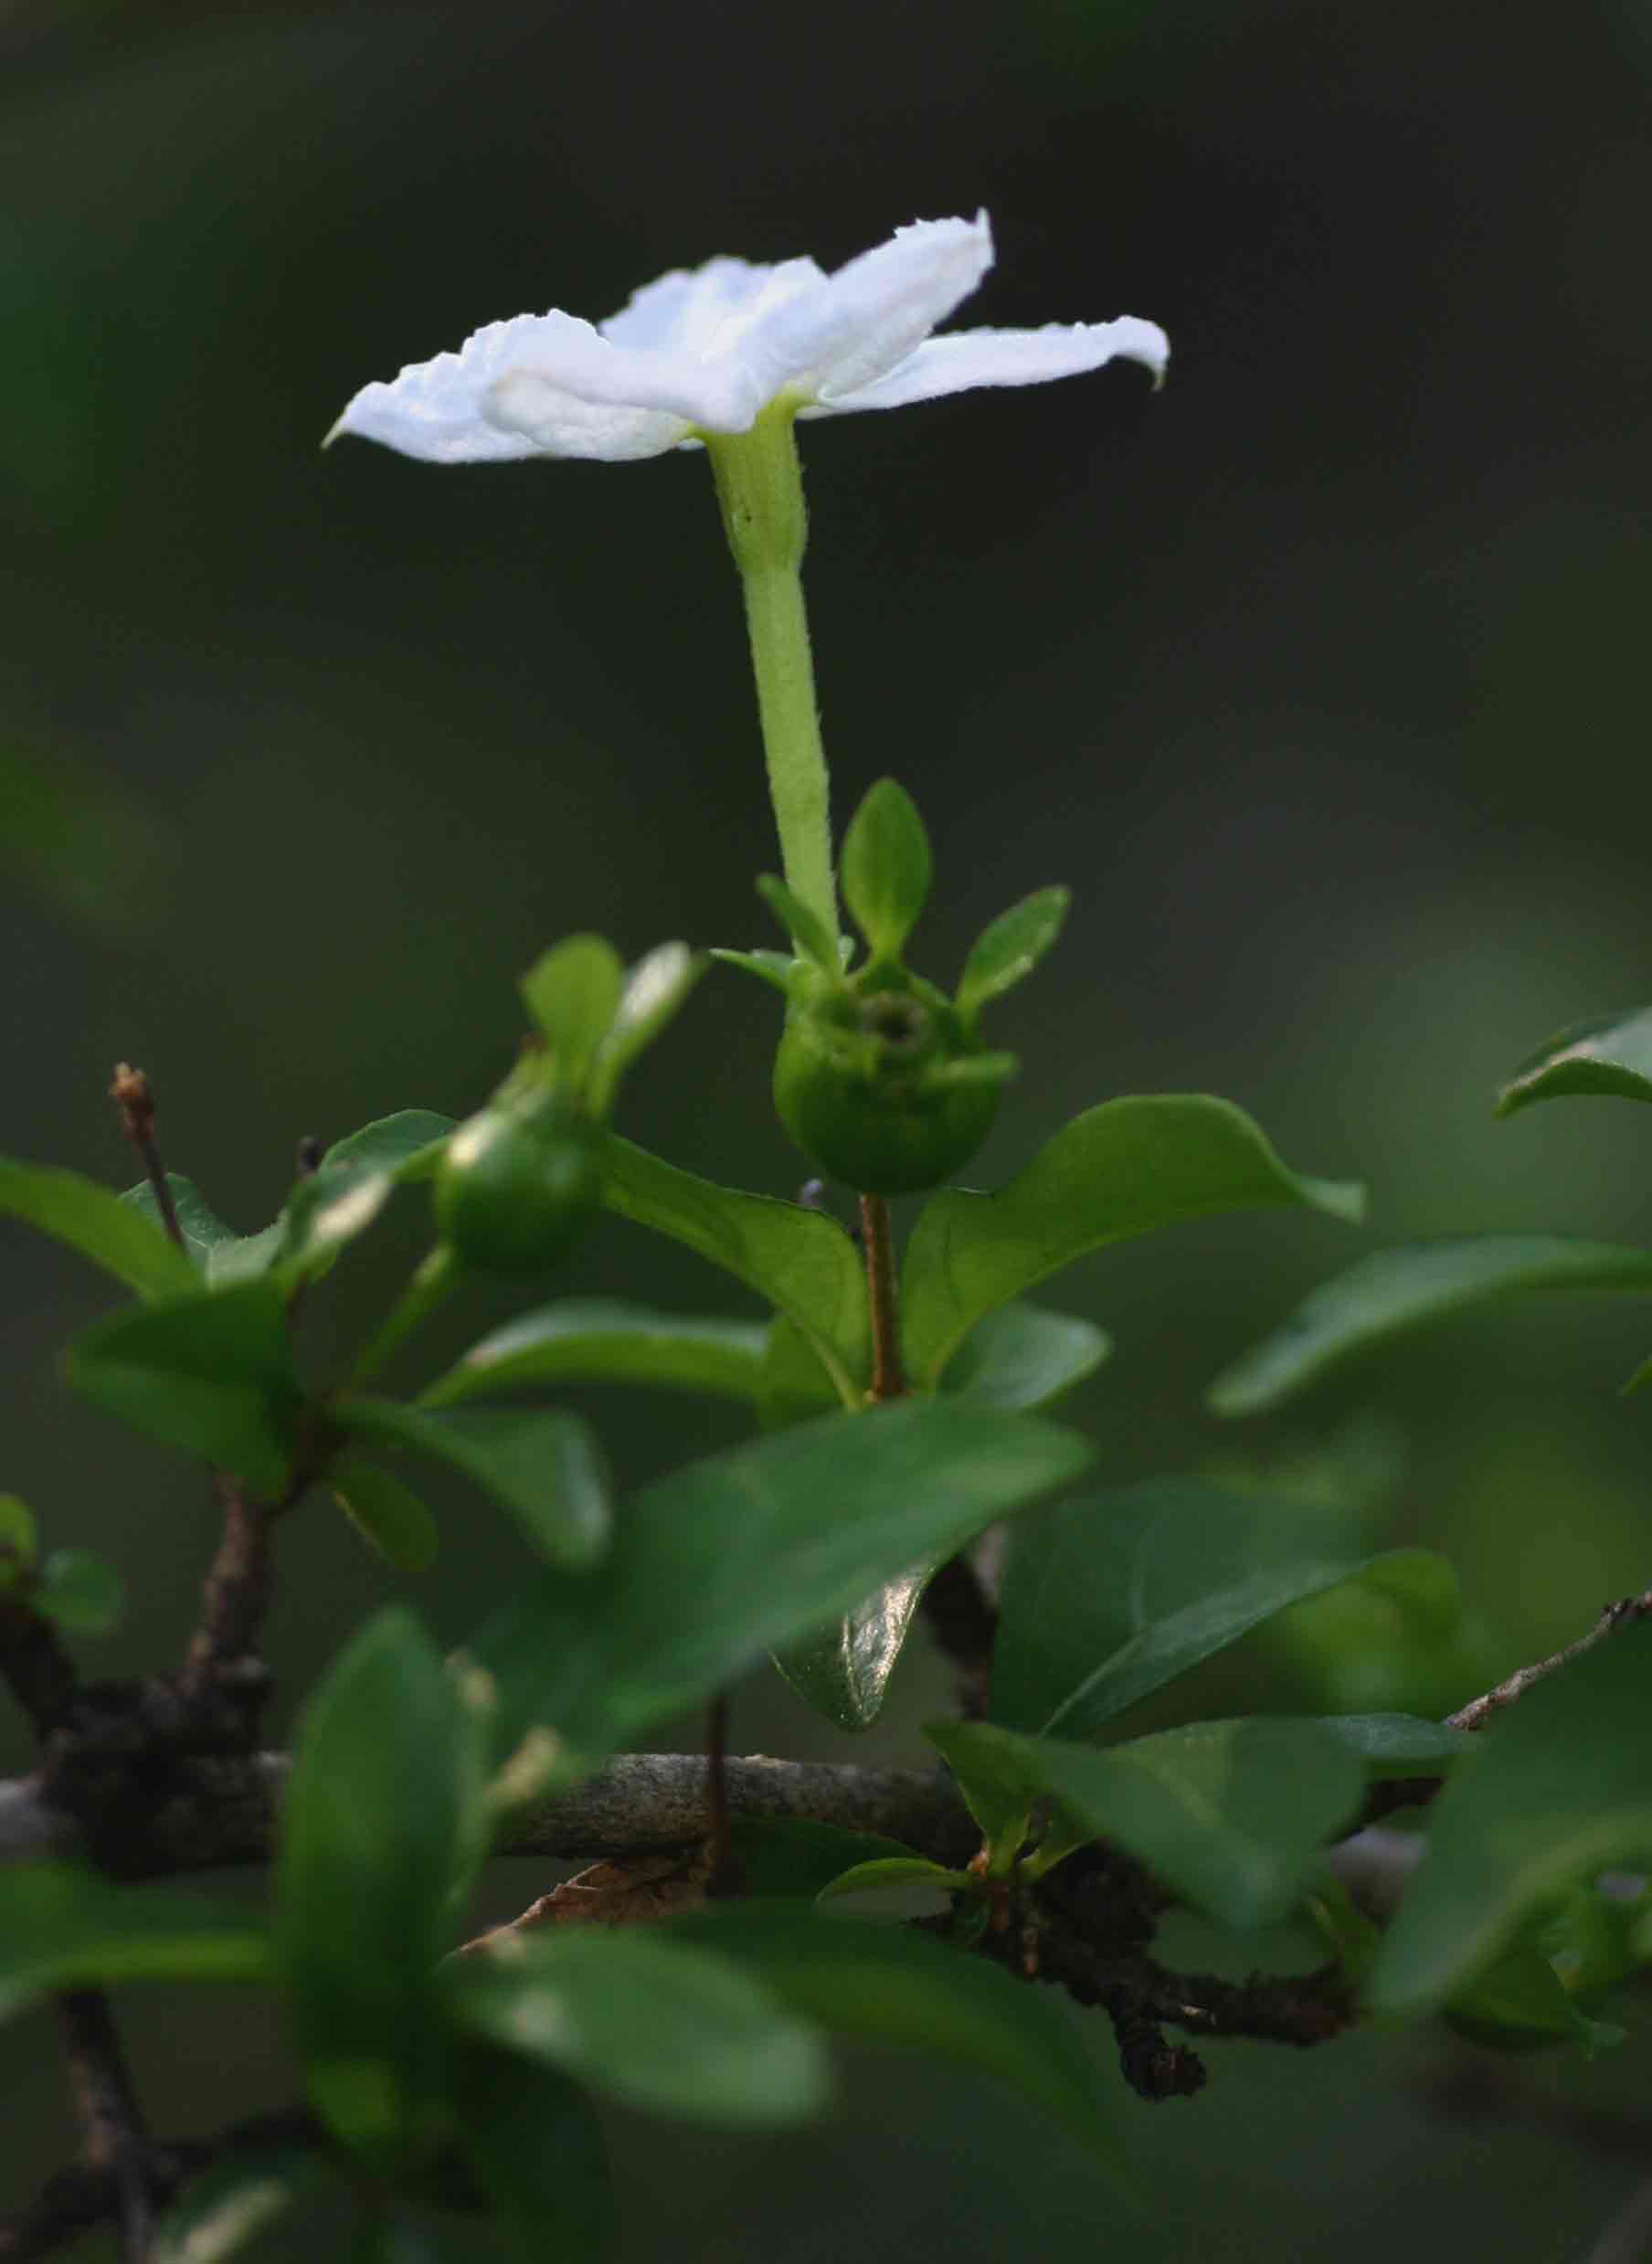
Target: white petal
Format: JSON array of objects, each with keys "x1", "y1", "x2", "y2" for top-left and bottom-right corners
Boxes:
[
  {"x1": 737, "y1": 214, "x2": 995, "y2": 407},
  {"x1": 807, "y1": 316, "x2": 1170, "y2": 415},
  {"x1": 327, "y1": 312, "x2": 581, "y2": 462},
  {"x1": 600, "y1": 255, "x2": 825, "y2": 356},
  {"x1": 485, "y1": 371, "x2": 690, "y2": 461}
]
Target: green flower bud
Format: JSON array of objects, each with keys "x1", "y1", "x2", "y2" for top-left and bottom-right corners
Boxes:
[
  {"x1": 434, "y1": 1093, "x2": 603, "y2": 1276},
  {"x1": 772, "y1": 965, "x2": 1010, "y2": 1196}
]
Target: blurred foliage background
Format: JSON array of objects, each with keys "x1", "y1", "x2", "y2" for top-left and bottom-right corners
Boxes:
[{"x1": 4, "y1": 0, "x2": 1651, "y2": 2254}]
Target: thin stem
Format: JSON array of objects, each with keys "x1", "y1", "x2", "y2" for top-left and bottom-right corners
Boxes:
[
  {"x1": 705, "y1": 412, "x2": 837, "y2": 947},
  {"x1": 108, "y1": 1065, "x2": 183, "y2": 1251},
  {"x1": 51, "y1": 1991, "x2": 154, "y2": 2264},
  {"x1": 859, "y1": 1195, "x2": 905, "y2": 1402},
  {"x1": 177, "y1": 1478, "x2": 281, "y2": 1711},
  {"x1": 1446, "y1": 1589, "x2": 1652, "y2": 1733},
  {"x1": 349, "y1": 1244, "x2": 459, "y2": 1389}
]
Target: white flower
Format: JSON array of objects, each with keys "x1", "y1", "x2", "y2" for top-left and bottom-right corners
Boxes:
[{"x1": 327, "y1": 213, "x2": 1167, "y2": 465}]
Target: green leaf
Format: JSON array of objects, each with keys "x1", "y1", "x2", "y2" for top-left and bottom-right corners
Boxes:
[
  {"x1": 940, "y1": 1720, "x2": 1366, "y2": 1929},
  {"x1": 818, "y1": 1858, "x2": 971, "y2": 1900},
  {"x1": 1443, "y1": 1939, "x2": 1626, "y2": 2054},
  {"x1": 840, "y1": 778, "x2": 932, "y2": 960},
  {"x1": 755, "y1": 1317, "x2": 842, "y2": 1425},
  {"x1": 472, "y1": 1402, "x2": 1093, "y2": 1759},
  {"x1": 0, "y1": 1864, "x2": 270, "y2": 2021},
  {"x1": 1496, "y1": 1006, "x2": 1652, "y2": 1116},
  {"x1": 321, "y1": 1111, "x2": 456, "y2": 1181},
  {"x1": 677, "y1": 1905, "x2": 1121, "y2": 2173},
  {"x1": 448, "y1": 1930, "x2": 828, "y2": 2126},
  {"x1": 991, "y1": 1477, "x2": 1411, "y2": 1739},
  {"x1": 276, "y1": 1608, "x2": 475, "y2": 2167},
  {"x1": 1316, "y1": 1713, "x2": 1475, "y2": 1774},
  {"x1": 709, "y1": 946, "x2": 796, "y2": 998},
  {"x1": 600, "y1": 1136, "x2": 868, "y2": 1404},
  {"x1": 0, "y1": 1492, "x2": 37, "y2": 1574},
  {"x1": 421, "y1": 1300, "x2": 768, "y2": 1411},
  {"x1": 940, "y1": 1301, "x2": 1109, "y2": 1411},
  {"x1": 335, "y1": 1402, "x2": 609, "y2": 1571},
  {"x1": 34, "y1": 1547, "x2": 124, "y2": 1635},
  {"x1": 520, "y1": 936, "x2": 624, "y2": 1090},
  {"x1": 456, "y1": 2050, "x2": 612, "y2": 2261},
  {"x1": 65, "y1": 1280, "x2": 304, "y2": 1495},
  {"x1": 588, "y1": 941, "x2": 703, "y2": 1116},
  {"x1": 3, "y1": 1155, "x2": 196, "y2": 1299},
  {"x1": 926, "y1": 1719, "x2": 1037, "y2": 1867},
  {"x1": 956, "y1": 886, "x2": 1070, "y2": 1022},
  {"x1": 1208, "y1": 1236, "x2": 1652, "y2": 1417},
  {"x1": 902, "y1": 1095, "x2": 1363, "y2": 1388},
  {"x1": 122, "y1": 1176, "x2": 279, "y2": 1286},
  {"x1": 332, "y1": 1457, "x2": 439, "y2": 1573},
  {"x1": 1369, "y1": 1617, "x2": 1652, "y2": 2018},
  {"x1": 270, "y1": 1166, "x2": 395, "y2": 1286},
  {"x1": 727, "y1": 1820, "x2": 925, "y2": 1899},
  {"x1": 772, "y1": 1571, "x2": 933, "y2": 1732},
  {"x1": 756, "y1": 873, "x2": 839, "y2": 976},
  {"x1": 154, "y1": 2142, "x2": 327, "y2": 2264}
]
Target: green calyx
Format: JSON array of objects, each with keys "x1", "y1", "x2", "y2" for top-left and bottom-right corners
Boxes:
[{"x1": 718, "y1": 778, "x2": 1069, "y2": 1198}]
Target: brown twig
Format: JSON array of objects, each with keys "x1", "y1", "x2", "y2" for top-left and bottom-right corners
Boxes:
[
  {"x1": 858, "y1": 1193, "x2": 905, "y2": 1402},
  {"x1": 108, "y1": 1065, "x2": 183, "y2": 1252},
  {"x1": 704, "y1": 1692, "x2": 746, "y2": 1898},
  {"x1": 51, "y1": 1990, "x2": 155, "y2": 2263},
  {"x1": 1446, "y1": 1590, "x2": 1652, "y2": 1734},
  {"x1": 1351, "y1": 1585, "x2": 1652, "y2": 1829},
  {"x1": 175, "y1": 1477, "x2": 281, "y2": 1722},
  {"x1": 0, "y1": 1750, "x2": 981, "y2": 1875}
]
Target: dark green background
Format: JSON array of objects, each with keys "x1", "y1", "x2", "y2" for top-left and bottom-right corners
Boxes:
[{"x1": 5, "y1": 0, "x2": 1652, "y2": 2254}]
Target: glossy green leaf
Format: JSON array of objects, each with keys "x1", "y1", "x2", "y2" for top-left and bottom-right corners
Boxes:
[
  {"x1": 448, "y1": 1930, "x2": 828, "y2": 2125},
  {"x1": 520, "y1": 936, "x2": 624, "y2": 1090},
  {"x1": 1316, "y1": 1713, "x2": 1475, "y2": 1775},
  {"x1": 926, "y1": 1719, "x2": 1037, "y2": 1866},
  {"x1": 841, "y1": 778, "x2": 932, "y2": 959},
  {"x1": 267, "y1": 1166, "x2": 394, "y2": 1286},
  {"x1": 0, "y1": 1493, "x2": 37, "y2": 1572},
  {"x1": 818, "y1": 1858, "x2": 971, "y2": 1900},
  {"x1": 456, "y1": 2049, "x2": 613, "y2": 2261},
  {"x1": 991, "y1": 1478, "x2": 1409, "y2": 1739},
  {"x1": 772, "y1": 1570, "x2": 930, "y2": 1732},
  {"x1": 65, "y1": 1279, "x2": 304, "y2": 1495},
  {"x1": 34, "y1": 1547, "x2": 124, "y2": 1635},
  {"x1": 756, "y1": 873, "x2": 839, "y2": 976},
  {"x1": 600, "y1": 1136, "x2": 868, "y2": 1403},
  {"x1": 421, "y1": 1300, "x2": 768, "y2": 1410},
  {"x1": 331, "y1": 1457, "x2": 439, "y2": 1573},
  {"x1": 679, "y1": 1906, "x2": 1120, "y2": 2172},
  {"x1": 1209, "y1": 1236, "x2": 1652, "y2": 1417},
  {"x1": 941, "y1": 1301, "x2": 1110, "y2": 1410},
  {"x1": 3, "y1": 1155, "x2": 196, "y2": 1299},
  {"x1": 588, "y1": 941, "x2": 703, "y2": 1116},
  {"x1": 728, "y1": 1820, "x2": 925, "y2": 1899},
  {"x1": 956, "y1": 886, "x2": 1070, "y2": 1021},
  {"x1": 122, "y1": 1175, "x2": 279, "y2": 1286},
  {"x1": 321, "y1": 1110, "x2": 457, "y2": 1181},
  {"x1": 755, "y1": 1317, "x2": 842, "y2": 1425},
  {"x1": 1496, "y1": 1006, "x2": 1652, "y2": 1116},
  {"x1": 276, "y1": 1609, "x2": 473, "y2": 2167},
  {"x1": 336, "y1": 1401, "x2": 609, "y2": 1571},
  {"x1": 154, "y1": 2142, "x2": 327, "y2": 2264},
  {"x1": 1370, "y1": 1618, "x2": 1652, "y2": 2018},
  {"x1": 0, "y1": 1864, "x2": 270, "y2": 2021},
  {"x1": 473, "y1": 1401, "x2": 1093, "y2": 1759},
  {"x1": 939, "y1": 1719, "x2": 1366, "y2": 1930},
  {"x1": 902, "y1": 1095, "x2": 1363, "y2": 1387},
  {"x1": 708, "y1": 946, "x2": 795, "y2": 998}
]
